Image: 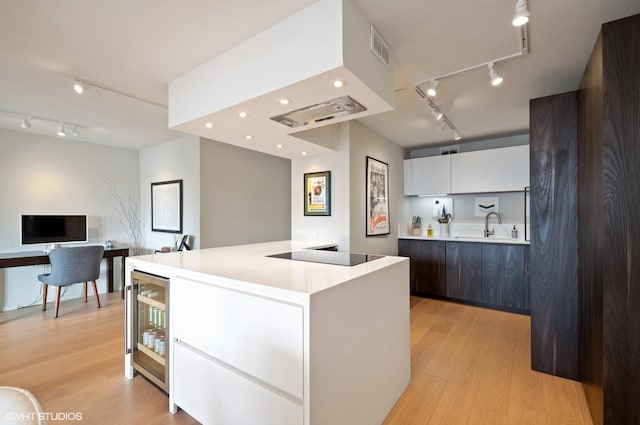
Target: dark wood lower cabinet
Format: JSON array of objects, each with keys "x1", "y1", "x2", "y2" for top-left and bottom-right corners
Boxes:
[
  {"x1": 482, "y1": 244, "x2": 526, "y2": 310},
  {"x1": 445, "y1": 242, "x2": 483, "y2": 303},
  {"x1": 398, "y1": 239, "x2": 445, "y2": 296},
  {"x1": 399, "y1": 239, "x2": 529, "y2": 313}
]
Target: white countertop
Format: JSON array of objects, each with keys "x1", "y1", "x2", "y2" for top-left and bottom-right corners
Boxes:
[
  {"x1": 399, "y1": 234, "x2": 529, "y2": 245},
  {"x1": 126, "y1": 240, "x2": 407, "y2": 297}
]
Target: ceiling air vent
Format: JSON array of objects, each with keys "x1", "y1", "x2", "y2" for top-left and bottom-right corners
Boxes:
[
  {"x1": 370, "y1": 25, "x2": 391, "y2": 68},
  {"x1": 440, "y1": 145, "x2": 459, "y2": 155},
  {"x1": 270, "y1": 95, "x2": 367, "y2": 128}
]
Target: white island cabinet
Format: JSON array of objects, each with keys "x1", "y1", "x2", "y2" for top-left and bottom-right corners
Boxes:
[{"x1": 125, "y1": 240, "x2": 410, "y2": 425}]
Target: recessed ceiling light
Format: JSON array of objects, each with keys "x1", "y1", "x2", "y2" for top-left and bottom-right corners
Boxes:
[
  {"x1": 245, "y1": 134, "x2": 253, "y2": 140},
  {"x1": 301, "y1": 151, "x2": 308, "y2": 156},
  {"x1": 279, "y1": 98, "x2": 291, "y2": 105},
  {"x1": 331, "y1": 79, "x2": 346, "y2": 88},
  {"x1": 276, "y1": 144, "x2": 283, "y2": 149},
  {"x1": 205, "y1": 122, "x2": 214, "y2": 129},
  {"x1": 238, "y1": 112, "x2": 248, "y2": 118}
]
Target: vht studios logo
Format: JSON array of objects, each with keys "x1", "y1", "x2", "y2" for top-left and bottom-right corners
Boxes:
[{"x1": 5, "y1": 411, "x2": 84, "y2": 422}]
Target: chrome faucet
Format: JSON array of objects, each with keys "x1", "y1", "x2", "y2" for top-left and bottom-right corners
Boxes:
[{"x1": 484, "y1": 212, "x2": 502, "y2": 237}]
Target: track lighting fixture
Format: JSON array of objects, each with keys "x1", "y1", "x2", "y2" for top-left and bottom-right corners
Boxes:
[
  {"x1": 1, "y1": 109, "x2": 84, "y2": 138},
  {"x1": 57, "y1": 122, "x2": 66, "y2": 137},
  {"x1": 512, "y1": 0, "x2": 530, "y2": 27},
  {"x1": 21, "y1": 116, "x2": 32, "y2": 129},
  {"x1": 414, "y1": 87, "x2": 462, "y2": 141},
  {"x1": 488, "y1": 62, "x2": 503, "y2": 86},
  {"x1": 426, "y1": 80, "x2": 440, "y2": 97},
  {"x1": 73, "y1": 79, "x2": 85, "y2": 94}
]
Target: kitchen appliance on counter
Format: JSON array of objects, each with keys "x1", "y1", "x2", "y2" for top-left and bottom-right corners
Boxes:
[{"x1": 268, "y1": 250, "x2": 383, "y2": 266}]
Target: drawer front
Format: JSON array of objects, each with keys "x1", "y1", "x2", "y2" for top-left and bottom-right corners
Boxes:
[
  {"x1": 171, "y1": 276, "x2": 304, "y2": 399},
  {"x1": 174, "y1": 342, "x2": 303, "y2": 425}
]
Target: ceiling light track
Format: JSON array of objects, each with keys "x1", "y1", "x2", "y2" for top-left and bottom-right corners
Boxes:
[
  {"x1": 73, "y1": 78, "x2": 168, "y2": 109},
  {"x1": 410, "y1": 25, "x2": 529, "y2": 91},
  {"x1": 0, "y1": 109, "x2": 83, "y2": 138},
  {"x1": 404, "y1": 4, "x2": 531, "y2": 142}
]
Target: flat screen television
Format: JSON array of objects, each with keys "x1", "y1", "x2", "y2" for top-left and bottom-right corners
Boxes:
[{"x1": 21, "y1": 214, "x2": 88, "y2": 245}]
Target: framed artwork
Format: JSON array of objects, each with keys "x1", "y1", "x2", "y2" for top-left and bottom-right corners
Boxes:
[
  {"x1": 151, "y1": 180, "x2": 183, "y2": 233},
  {"x1": 304, "y1": 171, "x2": 331, "y2": 216},
  {"x1": 366, "y1": 156, "x2": 390, "y2": 236},
  {"x1": 474, "y1": 196, "x2": 500, "y2": 217}
]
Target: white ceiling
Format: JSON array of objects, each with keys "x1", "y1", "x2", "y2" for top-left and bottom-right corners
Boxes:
[{"x1": 1, "y1": 0, "x2": 638, "y2": 152}]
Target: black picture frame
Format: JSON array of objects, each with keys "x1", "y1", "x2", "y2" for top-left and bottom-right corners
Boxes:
[
  {"x1": 304, "y1": 171, "x2": 331, "y2": 216},
  {"x1": 366, "y1": 156, "x2": 390, "y2": 236},
  {"x1": 151, "y1": 180, "x2": 183, "y2": 233}
]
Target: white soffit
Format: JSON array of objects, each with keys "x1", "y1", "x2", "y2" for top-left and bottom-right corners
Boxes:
[{"x1": 168, "y1": 0, "x2": 395, "y2": 159}]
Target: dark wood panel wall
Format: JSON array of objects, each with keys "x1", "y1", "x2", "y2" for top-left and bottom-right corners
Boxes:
[
  {"x1": 577, "y1": 14, "x2": 640, "y2": 425},
  {"x1": 578, "y1": 31, "x2": 605, "y2": 425},
  {"x1": 529, "y1": 91, "x2": 579, "y2": 380}
]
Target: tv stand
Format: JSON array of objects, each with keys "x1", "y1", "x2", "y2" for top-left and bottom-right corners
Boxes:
[{"x1": 0, "y1": 246, "x2": 129, "y2": 298}]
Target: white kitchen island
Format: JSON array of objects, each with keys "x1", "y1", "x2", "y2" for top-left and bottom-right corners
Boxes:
[{"x1": 125, "y1": 240, "x2": 410, "y2": 425}]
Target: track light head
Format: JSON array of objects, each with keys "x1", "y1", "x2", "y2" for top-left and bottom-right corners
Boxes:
[
  {"x1": 57, "y1": 122, "x2": 66, "y2": 137},
  {"x1": 431, "y1": 107, "x2": 443, "y2": 121},
  {"x1": 426, "y1": 80, "x2": 440, "y2": 97},
  {"x1": 512, "y1": 0, "x2": 530, "y2": 26},
  {"x1": 488, "y1": 63, "x2": 504, "y2": 86},
  {"x1": 21, "y1": 116, "x2": 32, "y2": 129},
  {"x1": 73, "y1": 79, "x2": 85, "y2": 94},
  {"x1": 453, "y1": 131, "x2": 462, "y2": 141},
  {"x1": 71, "y1": 125, "x2": 79, "y2": 137}
]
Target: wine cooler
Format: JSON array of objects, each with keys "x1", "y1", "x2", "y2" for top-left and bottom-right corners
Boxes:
[{"x1": 127, "y1": 270, "x2": 169, "y2": 392}]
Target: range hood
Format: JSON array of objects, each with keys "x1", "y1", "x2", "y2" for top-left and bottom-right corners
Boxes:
[
  {"x1": 270, "y1": 95, "x2": 367, "y2": 128},
  {"x1": 168, "y1": 0, "x2": 395, "y2": 159}
]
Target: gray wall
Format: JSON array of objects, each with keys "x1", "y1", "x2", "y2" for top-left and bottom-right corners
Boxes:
[{"x1": 200, "y1": 138, "x2": 291, "y2": 248}]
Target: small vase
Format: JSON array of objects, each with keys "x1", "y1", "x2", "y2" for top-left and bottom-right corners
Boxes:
[{"x1": 440, "y1": 222, "x2": 450, "y2": 238}]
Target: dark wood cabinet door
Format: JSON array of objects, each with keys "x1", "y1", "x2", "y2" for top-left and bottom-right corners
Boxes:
[
  {"x1": 482, "y1": 244, "x2": 526, "y2": 310},
  {"x1": 398, "y1": 239, "x2": 446, "y2": 296},
  {"x1": 445, "y1": 242, "x2": 482, "y2": 302}
]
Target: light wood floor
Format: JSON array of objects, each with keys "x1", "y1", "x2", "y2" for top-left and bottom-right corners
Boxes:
[{"x1": 0, "y1": 293, "x2": 592, "y2": 425}]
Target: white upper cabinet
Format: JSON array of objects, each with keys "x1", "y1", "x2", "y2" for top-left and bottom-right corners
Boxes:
[
  {"x1": 450, "y1": 145, "x2": 530, "y2": 193},
  {"x1": 404, "y1": 145, "x2": 530, "y2": 196},
  {"x1": 415, "y1": 155, "x2": 451, "y2": 195}
]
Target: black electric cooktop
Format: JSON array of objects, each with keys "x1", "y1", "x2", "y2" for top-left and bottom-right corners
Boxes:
[{"x1": 267, "y1": 250, "x2": 384, "y2": 266}]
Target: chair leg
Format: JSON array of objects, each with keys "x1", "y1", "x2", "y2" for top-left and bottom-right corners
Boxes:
[
  {"x1": 54, "y1": 286, "x2": 62, "y2": 318},
  {"x1": 42, "y1": 284, "x2": 48, "y2": 311},
  {"x1": 91, "y1": 280, "x2": 101, "y2": 309},
  {"x1": 84, "y1": 281, "x2": 88, "y2": 303}
]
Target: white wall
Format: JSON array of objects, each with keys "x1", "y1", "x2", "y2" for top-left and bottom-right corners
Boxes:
[
  {"x1": 348, "y1": 121, "x2": 408, "y2": 255},
  {"x1": 0, "y1": 129, "x2": 139, "y2": 310},
  {"x1": 290, "y1": 121, "x2": 408, "y2": 255},
  {"x1": 291, "y1": 123, "x2": 351, "y2": 249},
  {"x1": 139, "y1": 135, "x2": 201, "y2": 251},
  {"x1": 200, "y1": 137, "x2": 291, "y2": 248}
]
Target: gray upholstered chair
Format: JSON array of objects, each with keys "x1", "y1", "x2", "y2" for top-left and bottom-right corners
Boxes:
[{"x1": 38, "y1": 245, "x2": 104, "y2": 318}]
